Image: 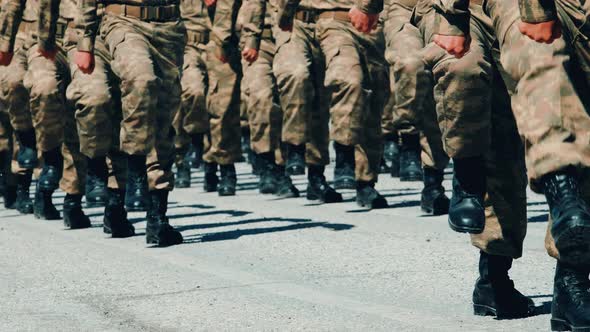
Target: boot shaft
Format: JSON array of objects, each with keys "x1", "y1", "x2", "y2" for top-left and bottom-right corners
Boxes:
[
  {"x1": 334, "y1": 143, "x2": 355, "y2": 169},
  {"x1": 453, "y1": 156, "x2": 486, "y2": 196}
]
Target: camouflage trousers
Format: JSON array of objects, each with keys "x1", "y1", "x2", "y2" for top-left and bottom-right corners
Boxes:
[
  {"x1": 23, "y1": 29, "x2": 86, "y2": 195},
  {"x1": 241, "y1": 37, "x2": 283, "y2": 155},
  {"x1": 272, "y1": 20, "x2": 330, "y2": 166},
  {"x1": 0, "y1": 33, "x2": 33, "y2": 134},
  {"x1": 202, "y1": 42, "x2": 242, "y2": 165},
  {"x1": 100, "y1": 14, "x2": 185, "y2": 190},
  {"x1": 315, "y1": 18, "x2": 389, "y2": 182},
  {"x1": 383, "y1": 5, "x2": 448, "y2": 171},
  {"x1": 173, "y1": 40, "x2": 209, "y2": 154}
]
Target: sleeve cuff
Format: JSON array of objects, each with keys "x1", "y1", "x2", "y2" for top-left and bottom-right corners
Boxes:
[
  {"x1": 518, "y1": 0, "x2": 557, "y2": 23},
  {"x1": 0, "y1": 38, "x2": 13, "y2": 53},
  {"x1": 77, "y1": 37, "x2": 94, "y2": 52},
  {"x1": 433, "y1": 12, "x2": 469, "y2": 36}
]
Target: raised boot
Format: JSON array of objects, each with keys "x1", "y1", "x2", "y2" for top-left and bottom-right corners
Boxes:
[
  {"x1": 125, "y1": 154, "x2": 150, "y2": 211},
  {"x1": 146, "y1": 190, "x2": 183, "y2": 246},
  {"x1": 399, "y1": 133, "x2": 422, "y2": 182},
  {"x1": 257, "y1": 152, "x2": 277, "y2": 194},
  {"x1": 218, "y1": 164, "x2": 237, "y2": 196},
  {"x1": 190, "y1": 133, "x2": 204, "y2": 169},
  {"x1": 14, "y1": 171, "x2": 33, "y2": 214},
  {"x1": 543, "y1": 168, "x2": 590, "y2": 267},
  {"x1": 307, "y1": 165, "x2": 343, "y2": 203},
  {"x1": 285, "y1": 143, "x2": 305, "y2": 176},
  {"x1": 448, "y1": 156, "x2": 486, "y2": 234},
  {"x1": 63, "y1": 194, "x2": 91, "y2": 229},
  {"x1": 85, "y1": 157, "x2": 107, "y2": 208},
  {"x1": 473, "y1": 252, "x2": 534, "y2": 319},
  {"x1": 421, "y1": 167, "x2": 450, "y2": 216},
  {"x1": 33, "y1": 184, "x2": 60, "y2": 220},
  {"x1": 356, "y1": 181, "x2": 388, "y2": 209},
  {"x1": 274, "y1": 165, "x2": 300, "y2": 198},
  {"x1": 15, "y1": 129, "x2": 38, "y2": 169},
  {"x1": 203, "y1": 162, "x2": 219, "y2": 192},
  {"x1": 103, "y1": 189, "x2": 135, "y2": 238},
  {"x1": 551, "y1": 262, "x2": 590, "y2": 331},
  {"x1": 38, "y1": 148, "x2": 62, "y2": 192},
  {"x1": 333, "y1": 142, "x2": 355, "y2": 190},
  {"x1": 174, "y1": 151, "x2": 191, "y2": 189}
]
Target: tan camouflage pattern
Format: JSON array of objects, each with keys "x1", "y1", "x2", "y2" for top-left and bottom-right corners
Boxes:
[
  {"x1": 316, "y1": 18, "x2": 388, "y2": 182},
  {"x1": 100, "y1": 14, "x2": 185, "y2": 191},
  {"x1": 272, "y1": 20, "x2": 330, "y2": 166}
]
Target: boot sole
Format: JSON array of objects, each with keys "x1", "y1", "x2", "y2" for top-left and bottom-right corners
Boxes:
[
  {"x1": 553, "y1": 224, "x2": 590, "y2": 267},
  {"x1": 146, "y1": 235, "x2": 183, "y2": 247},
  {"x1": 421, "y1": 197, "x2": 450, "y2": 216},
  {"x1": 448, "y1": 218, "x2": 484, "y2": 234},
  {"x1": 474, "y1": 304, "x2": 533, "y2": 320},
  {"x1": 551, "y1": 318, "x2": 590, "y2": 332},
  {"x1": 356, "y1": 199, "x2": 388, "y2": 210},
  {"x1": 34, "y1": 212, "x2": 61, "y2": 220},
  {"x1": 333, "y1": 180, "x2": 356, "y2": 190}
]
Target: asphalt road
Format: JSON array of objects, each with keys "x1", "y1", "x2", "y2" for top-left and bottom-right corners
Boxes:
[{"x1": 0, "y1": 162, "x2": 556, "y2": 331}]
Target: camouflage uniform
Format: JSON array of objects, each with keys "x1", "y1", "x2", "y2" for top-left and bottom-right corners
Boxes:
[
  {"x1": 0, "y1": 0, "x2": 87, "y2": 195},
  {"x1": 279, "y1": 0, "x2": 388, "y2": 183},
  {"x1": 174, "y1": 0, "x2": 210, "y2": 157},
  {"x1": 74, "y1": 0, "x2": 186, "y2": 191},
  {"x1": 202, "y1": 0, "x2": 242, "y2": 165},
  {"x1": 382, "y1": 0, "x2": 448, "y2": 172}
]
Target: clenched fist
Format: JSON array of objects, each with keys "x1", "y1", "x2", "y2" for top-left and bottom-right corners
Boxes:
[
  {"x1": 349, "y1": 7, "x2": 379, "y2": 34},
  {"x1": 75, "y1": 51, "x2": 95, "y2": 74},
  {"x1": 242, "y1": 48, "x2": 259, "y2": 63},
  {"x1": 519, "y1": 20, "x2": 561, "y2": 44},
  {"x1": 433, "y1": 34, "x2": 471, "y2": 58},
  {"x1": 0, "y1": 51, "x2": 14, "y2": 66}
]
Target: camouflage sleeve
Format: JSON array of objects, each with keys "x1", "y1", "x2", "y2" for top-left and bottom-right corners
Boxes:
[
  {"x1": 38, "y1": 0, "x2": 61, "y2": 52},
  {"x1": 431, "y1": 0, "x2": 470, "y2": 36},
  {"x1": 276, "y1": 0, "x2": 299, "y2": 30},
  {"x1": 211, "y1": 0, "x2": 241, "y2": 58},
  {"x1": 355, "y1": 0, "x2": 383, "y2": 14},
  {"x1": 0, "y1": 0, "x2": 26, "y2": 53},
  {"x1": 240, "y1": 0, "x2": 266, "y2": 51},
  {"x1": 76, "y1": 0, "x2": 98, "y2": 52},
  {"x1": 518, "y1": 0, "x2": 557, "y2": 23}
]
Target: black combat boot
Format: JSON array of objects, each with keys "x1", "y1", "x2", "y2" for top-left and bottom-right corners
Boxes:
[
  {"x1": 125, "y1": 154, "x2": 150, "y2": 211},
  {"x1": 15, "y1": 129, "x2": 38, "y2": 169},
  {"x1": 286, "y1": 143, "x2": 305, "y2": 176},
  {"x1": 191, "y1": 133, "x2": 204, "y2": 169},
  {"x1": 257, "y1": 152, "x2": 277, "y2": 194},
  {"x1": 356, "y1": 181, "x2": 388, "y2": 209},
  {"x1": 307, "y1": 165, "x2": 343, "y2": 203},
  {"x1": 384, "y1": 135, "x2": 401, "y2": 177},
  {"x1": 543, "y1": 168, "x2": 590, "y2": 267},
  {"x1": 0, "y1": 150, "x2": 8, "y2": 196},
  {"x1": 333, "y1": 142, "x2": 355, "y2": 190},
  {"x1": 85, "y1": 157, "x2": 107, "y2": 208},
  {"x1": 274, "y1": 165, "x2": 300, "y2": 198},
  {"x1": 421, "y1": 167, "x2": 450, "y2": 216},
  {"x1": 203, "y1": 162, "x2": 219, "y2": 192},
  {"x1": 218, "y1": 164, "x2": 237, "y2": 196},
  {"x1": 3, "y1": 186, "x2": 16, "y2": 209},
  {"x1": 34, "y1": 184, "x2": 60, "y2": 220},
  {"x1": 103, "y1": 189, "x2": 135, "y2": 238},
  {"x1": 551, "y1": 262, "x2": 590, "y2": 331},
  {"x1": 14, "y1": 171, "x2": 33, "y2": 214},
  {"x1": 146, "y1": 190, "x2": 183, "y2": 246},
  {"x1": 448, "y1": 156, "x2": 486, "y2": 234},
  {"x1": 38, "y1": 148, "x2": 62, "y2": 192},
  {"x1": 250, "y1": 153, "x2": 260, "y2": 176},
  {"x1": 399, "y1": 133, "x2": 422, "y2": 182},
  {"x1": 63, "y1": 194, "x2": 91, "y2": 229},
  {"x1": 174, "y1": 151, "x2": 191, "y2": 189},
  {"x1": 473, "y1": 252, "x2": 534, "y2": 319}
]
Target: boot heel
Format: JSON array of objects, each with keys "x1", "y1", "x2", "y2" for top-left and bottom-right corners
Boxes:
[
  {"x1": 473, "y1": 304, "x2": 496, "y2": 317},
  {"x1": 550, "y1": 318, "x2": 571, "y2": 331}
]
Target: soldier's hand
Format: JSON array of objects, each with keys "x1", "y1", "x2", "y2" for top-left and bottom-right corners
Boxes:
[
  {"x1": 349, "y1": 7, "x2": 379, "y2": 34},
  {"x1": 242, "y1": 48, "x2": 259, "y2": 63},
  {"x1": 433, "y1": 34, "x2": 470, "y2": 58},
  {"x1": 38, "y1": 47, "x2": 57, "y2": 61},
  {"x1": 204, "y1": 0, "x2": 216, "y2": 7},
  {"x1": 0, "y1": 51, "x2": 14, "y2": 66},
  {"x1": 74, "y1": 51, "x2": 95, "y2": 74},
  {"x1": 518, "y1": 20, "x2": 562, "y2": 44}
]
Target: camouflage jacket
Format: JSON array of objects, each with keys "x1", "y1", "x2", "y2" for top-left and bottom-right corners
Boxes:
[
  {"x1": 0, "y1": 0, "x2": 76, "y2": 52},
  {"x1": 239, "y1": 0, "x2": 277, "y2": 50},
  {"x1": 210, "y1": 0, "x2": 241, "y2": 58},
  {"x1": 181, "y1": 0, "x2": 211, "y2": 34},
  {"x1": 432, "y1": 0, "x2": 557, "y2": 37}
]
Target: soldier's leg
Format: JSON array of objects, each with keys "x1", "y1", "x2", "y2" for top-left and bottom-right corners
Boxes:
[
  {"x1": 203, "y1": 43, "x2": 242, "y2": 197},
  {"x1": 0, "y1": 107, "x2": 16, "y2": 207}
]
